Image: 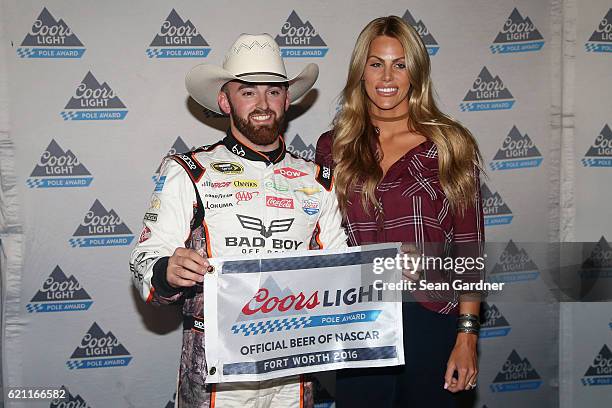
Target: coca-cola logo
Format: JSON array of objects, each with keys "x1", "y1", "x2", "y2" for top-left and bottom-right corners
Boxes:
[
  {"x1": 274, "y1": 167, "x2": 307, "y2": 179},
  {"x1": 241, "y1": 288, "x2": 320, "y2": 316},
  {"x1": 266, "y1": 196, "x2": 294, "y2": 209}
]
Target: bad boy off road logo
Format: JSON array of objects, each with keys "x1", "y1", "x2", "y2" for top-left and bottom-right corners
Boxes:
[
  {"x1": 17, "y1": 7, "x2": 85, "y2": 58},
  {"x1": 401, "y1": 10, "x2": 439, "y2": 56},
  {"x1": 26, "y1": 140, "x2": 93, "y2": 188},
  {"x1": 146, "y1": 9, "x2": 211, "y2": 58},
  {"x1": 490, "y1": 8, "x2": 545, "y2": 54},
  {"x1": 275, "y1": 11, "x2": 328, "y2": 57},
  {"x1": 460, "y1": 67, "x2": 515, "y2": 112},
  {"x1": 585, "y1": 9, "x2": 612, "y2": 53},
  {"x1": 61, "y1": 72, "x2": 127, "y2": 121}
]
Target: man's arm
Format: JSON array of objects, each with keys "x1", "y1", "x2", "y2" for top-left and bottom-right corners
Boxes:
[{"x1": 311, "y1": 164, "x2": 348, "y2": 250}]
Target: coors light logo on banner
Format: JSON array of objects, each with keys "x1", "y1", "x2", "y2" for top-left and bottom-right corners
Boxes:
[
  {"x1": 480, "y1": 303, "x2": 511, "y2": 338},
  {"x1": 579, "y1": 236, "x2": 612, "y2": 280},
  {"x1": 50, "y1": 386, "x2": 91, "y2": 408},
  {"x1": 61, "y1": 72, "x2": 127, "y2": 121},
  {"x1": 66, "y1": 322, "x2": 132, "y2": 369},
  {"x1": 490, "y1": 8, "x2": 545, "y2": 53},
  {"x1": 401, "y1": 10, "x2": 439, "y2": 55},
  {"x1": 489, "y1": 240, "x2": 539, "y2": 283},
  {"x1": 460, "y1": 67, "x2": 515, "y2": 112},
  {"x1": 153, "y1": 136, "x2": 192, "y2": 183},
  {"x1": 275, "y1": 11, "x2": 328, "y2": 57},
  {"x1": 287, "y1": 134, "x2": 316, "y2": 161},
  {"x1": 490, "y1": 126, "x2": 543, "y2": 170},
  {"x1": 481, "y1": 183, "x2": 513, "y2": 226},
  {"x1": 582, "y1": 124, "x2": 612, "y2": 167},
  {"x1": 26, "y1": 140, "x2": 93, "y2": 188},
  {"x1": 26, "y1": 266, "x2": 93, "y2": 313},
  {"x1": 146, "y1": 9, "x2": 211, "y2": 58},
  {"x1": 17, "y1": 7, "x2": 85, "y2": 58},
  {"x1": 69, "y1": 199, "x2": 134, "y2": 248},
  {"x1": 585, "y1": 9, "x2": 612, "y2": 53},
  {"x1": 490, "y1": 350, "x2": 542, "y2": 392},
  {"x1": 581, "y1": 345, "x2": 612, "y2": 386}
]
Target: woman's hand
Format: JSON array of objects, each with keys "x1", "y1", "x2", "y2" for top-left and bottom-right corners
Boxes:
[{"x1": 444, "y1": 332, "x2": 478, "y2": 393}]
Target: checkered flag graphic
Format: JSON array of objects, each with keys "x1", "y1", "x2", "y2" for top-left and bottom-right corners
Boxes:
[
  {"x1": 231, "y1": 317, "x2": 312, "y2": 336},
  {"x1": 459, "y1": 103, "x2": 472, "y2": 112},
  {"x1": 582, "y1": 158, "x2": 598, "y2": 167},
  {"x1": 490, "y1": 45, "x2": 503, "y2": 54},
  {"x1": 26, "y1": 303, "x2": 44, "y2": 313},
  {"x1": 26, "y1": 178, "x2": 44, "y2": 188},
  {"x1": 60, "y1": 111, "x2": 79, "y2": 120},
  {"x1": 146, "y1": 48, "x2": 163, "y2": 58},
  {"x1": 16, "y1": 48, "x2": 35, "y2": 58},
  {"x1": 69, "y1": 238, "x2": 86, "y2": 248},
  {"x1": 489, "y1": 161, "x2": 505, "y2": 171},
  {"x1": 585, "y1": 43, "x2": 598, "y2": 52},
  {"x1": 66, "y1": 360, "x2": 84, "y2": 370}
]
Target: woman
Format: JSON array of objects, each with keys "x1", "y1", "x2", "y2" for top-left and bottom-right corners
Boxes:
[{"x1": 316, "y1": 16, "x2": 485, "y2": 407}]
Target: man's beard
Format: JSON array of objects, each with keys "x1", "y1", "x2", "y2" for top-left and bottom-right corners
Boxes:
[{"x1": 230, "y1": 104, "x2": 285, "y2": 147}]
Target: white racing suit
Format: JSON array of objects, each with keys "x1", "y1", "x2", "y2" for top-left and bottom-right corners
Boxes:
[{"x1": 130, "y1": 132, "x2": 347, "y2": 408}]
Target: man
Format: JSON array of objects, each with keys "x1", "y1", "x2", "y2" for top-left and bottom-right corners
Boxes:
[{"x1": 130, "y1": 33, "x2": 347, "y2": 408}]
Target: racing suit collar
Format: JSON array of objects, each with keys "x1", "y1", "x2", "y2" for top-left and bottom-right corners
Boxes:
[{"x1": 223, "y1": 130, "x2": 286, "y2": 164}]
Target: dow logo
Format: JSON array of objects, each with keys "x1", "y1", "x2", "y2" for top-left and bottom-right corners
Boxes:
[
  {"x1": 27, "y1": 266, "x2": 93, "y2": 313},
  {"x1": 490, "y1": 126, "x2": 543, "y2": 170},
  {"x1": 146, "y1": 9, "x2": 211, "y2": 58},
  {"x1": 460, "y1": 67, "x2": 515, "y2": 112},
  {"x1": 582, "y1": 124, "x2": 612, "y2": 167},
  {"x1": 50, "y1": 386, "x2": 91, "y2": 407},
  {"x1": 481, "y1": 183, "x2": 513, "y2": 226},
  {"x1": 585, "y1": 9, "x2": 612, "y2": 52},
  {"x1": 490, "y1": 8, "x2": 545, "y2": 53},
  {"x1": 17, "y1": 7, "x2": 85, "y2": 59},
  {"x1": 401, "y1": 10, "x2": 439, "y2": 55},
  {"x1": 490, "y1": 350, "x2": 542, "y2": 392},
  {"x1": 69, "y1": 199, "x2": 134, "y2": 248},
  {"x1": 66, "y1": 322, "x2": 131, "y2": 369},
  {"x1": 481, "y1": 303, "x2": 511, "y2": 338},
  {"x1": 287, "y1": 134, "x2": 315, "y2": 161},
  {"x1": 579, "y1": 236, "x2": 612, "y2": 279},
  {"x1": 26, "y1": 140, "x2": 93, "y2": 188},
  {"x1": 61, "y1": 71, "x2": 128, "y2": 121},
  {"x1": 582, "y1": 345, "x2": 612, "y2": 386},
  {"x1": 275, "y1": 11, "x2": 328, "y2": 58},
  {"x1": 489, "y1": 240, "x2": 539, "y2": 283},
  {"x1": 152, "y1": 136, "x2": 192, "y2": 183}
]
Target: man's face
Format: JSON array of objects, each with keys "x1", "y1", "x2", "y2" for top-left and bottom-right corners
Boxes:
[{"x1": 218, "y1": 82, "x2": 290, "y2": 146}]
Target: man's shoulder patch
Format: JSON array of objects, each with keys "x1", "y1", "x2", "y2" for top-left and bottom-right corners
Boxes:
[
  {"x1": 315, "y1": 164, "x2": 333, "y2": 191},
  {"x1": 170, "y1": 152, "x2": 205, "y2": 183}
]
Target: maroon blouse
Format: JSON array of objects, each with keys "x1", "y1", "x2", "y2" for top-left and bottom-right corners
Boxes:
[{"x1": 316, "y1": 131, "x2": 485, "y2": 314}]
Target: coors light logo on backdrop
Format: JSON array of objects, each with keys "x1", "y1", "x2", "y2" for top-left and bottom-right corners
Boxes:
[
  {"x1": 460, "y1": 67, "x2": 515, "y2": 112},
  {"x1": 490, "y1": 350, "x2": 542, "y2": 392},
  {"x1": 490, "y1": 126, "x2": 543, "y2": 170},
  {"x1": 287, "y1": 134, "x2": 316, "y2": 161},
  {"x1": 69, "y1": 199, "x2": 134, "y2": 248},
  {"x1": 275, "y1": 11, "x2": 328, "y2": 57},
  {"x1": 61, "y1": 72, "x2": 128, "y2": 121},
  {"x1": 480, "y1": 303, "x2": 512, "y2": 338},
  {"x1": 26, "y1": 140, "x2": 93, "y2": 188},
  {"x1": 582, "y1": 345, "x2": 612, "y2": 386},
  {"x1": 490, "y1": 8, "x2": 545, "y2": 53},
  {"x1": 152, "y1": 136, "x2": 192, "y2": 183},
  {"x1": 579, "y1": 236, "x2": 612, "y2": 280},
  {"x1": 66, "y1": 322, "x2": 132, "y2": 369},
  {"x1": 26, "y1": 266, "x2": 93, "y2": 313},
  {"x1": 50, "y1": 386, "x2": 91, "y2": 408},
  {"x1": 481, "y1": 183, "x2": 513, "y2": 226},
  {"x1": 489, "y1": 240, "x2": 540, "y2": 283},
  {"x1": 146, "y1": 9, "x2": 211, "y2": 58},
  {"x1": 582, "y1": 124, "x2": 612, "y2": 167},
  {"x1": 17, "y1": 7, "x2": 85, "y2": 59},
  {"x1": 585, "y1": 9, "x2": 612, "y2": 52},
  {"x1": 401, "y1": 10, "x2": 440, "y2": 55}
]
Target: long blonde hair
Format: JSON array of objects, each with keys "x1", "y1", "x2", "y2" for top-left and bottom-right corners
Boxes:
[{"x1": 333, "y1": 16, "x2": 483, "y2": 216}]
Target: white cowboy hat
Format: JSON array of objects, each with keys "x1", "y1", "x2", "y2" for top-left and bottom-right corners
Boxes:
[{"x1": 186, "y1": 33, "x2": 319, "y2": 114}]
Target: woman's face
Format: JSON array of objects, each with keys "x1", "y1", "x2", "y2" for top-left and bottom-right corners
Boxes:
[{"x1": 363, "y1": 35, "x2": 411, "y2": 115}]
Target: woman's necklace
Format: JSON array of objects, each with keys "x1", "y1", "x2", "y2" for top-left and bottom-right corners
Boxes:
[{"x1": 370, "y1": 111, "x2": 410, "y2": 122}]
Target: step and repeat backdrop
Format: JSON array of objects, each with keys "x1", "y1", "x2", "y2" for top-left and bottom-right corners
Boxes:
[{"x1": 1, "y1": 0, "x2": 610, "y2": 407}]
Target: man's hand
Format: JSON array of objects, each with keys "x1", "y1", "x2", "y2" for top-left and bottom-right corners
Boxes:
[{"x1": 167, "y1": 248, "x2": 210, "y2": 288}]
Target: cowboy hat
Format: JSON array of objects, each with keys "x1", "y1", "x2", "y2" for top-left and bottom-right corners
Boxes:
[{"x1": 185, "y1": 33, "x2": 318, "y2": 114}]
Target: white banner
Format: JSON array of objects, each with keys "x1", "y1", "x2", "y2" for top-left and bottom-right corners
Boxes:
[{"x1": 204, "y1": 244, "x2": 405, "y2": 383}]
